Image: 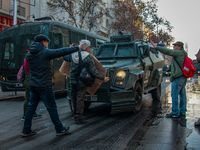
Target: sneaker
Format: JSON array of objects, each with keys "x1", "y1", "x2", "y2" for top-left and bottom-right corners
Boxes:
[
  {"x1": 21, "y1": 116, "x2": 25, "y2": 121},
  {"x1": 180, "y1": 113, "x2": 186, "y2": 117},
  {"x1": 75, "y1": 118, "x2": 87, "y2": 125},
  {"x1": 166, "y1": 113, "x2": 180, "y2": 118},
  {"x1": 33, "y1": 113, "x2": 42, "y2": 119},
  {"x1": 194, "y1": 119, "x2": 200, "y2": 126},
  {"x1": 21, "y1": 131, "x2": 36, "y2": 137},
  {"x1": 56, "y1": 127, "x2": 70, "y2": 136}
]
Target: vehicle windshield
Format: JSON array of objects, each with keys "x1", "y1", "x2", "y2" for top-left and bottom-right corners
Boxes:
[
  {"x1": 96, "y1": 44, "x2": 116, "y2": 58},
  {"x1": 0, "y1": 23, "x2": 49, "y2": 69},
  {"x1": 1, "y1": 36, "x2": 17, "y2": 68},
  {"x1": 0, "y1": 35, "x2": 36, "y2": 69},
  {"x1": 96, "y1": 43, "x2": 137, "y2": 58}
]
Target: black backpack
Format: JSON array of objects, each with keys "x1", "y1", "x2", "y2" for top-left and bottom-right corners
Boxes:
[{"x1": 78, "y1": 51, "x2": 95, "y2": 87}]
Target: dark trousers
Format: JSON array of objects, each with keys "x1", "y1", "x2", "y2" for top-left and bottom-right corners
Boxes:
[
  {"x1": 71, "y1": 84, "x2": 87, "y2": 119},
  {"x1": 23, "y1": 86, "x2": 64, "y2": 132},
  {"x1": 23, "y1": 74, "x2": 30, "y2": 116}
]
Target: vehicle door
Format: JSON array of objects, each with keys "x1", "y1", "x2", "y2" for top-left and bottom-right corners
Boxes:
[
  {"x1": 52, "y1": 26, "x2": 70, "y2": 91},
  {"x1": 139, "y1": 45, "x2": 153, "y2": 88}
]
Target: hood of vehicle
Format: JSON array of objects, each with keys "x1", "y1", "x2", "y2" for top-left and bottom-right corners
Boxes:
[{"x1": 99, "y1": 59, "x2": 139, "y2": 68}]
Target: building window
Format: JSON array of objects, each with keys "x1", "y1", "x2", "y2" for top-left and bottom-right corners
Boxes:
[
  {"x1": 18, "y1": 6, "x2": 25, "y2": 17},
  {"x1": 0, "y1": 0, "x2": 2, "y2": 9}
]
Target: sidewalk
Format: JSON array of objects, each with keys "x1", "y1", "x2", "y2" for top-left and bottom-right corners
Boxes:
[
  {"x1": 138, "y1": 77, "x2": 200, "y2": 150},
  {"x1": 0, "y1": 86, "x2": 25, "y2": 100}
]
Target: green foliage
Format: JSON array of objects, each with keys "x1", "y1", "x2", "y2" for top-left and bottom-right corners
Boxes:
[
  {"x1": 111, "y1": 0, "x2": 173, "y2": 44},
  {"x1": 47, "y1": 0, "x2": 174, "y2": 45}
]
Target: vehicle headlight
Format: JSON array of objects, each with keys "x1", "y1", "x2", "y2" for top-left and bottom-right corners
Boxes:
[
  {"x1": 114, "y1": 70, "x2": 126, "y2": 86},
  {"x1": 116, "y1": 70, "x2": 126, "y2": 79},
  {"x1": 0, "y1": 76, "x2": 6, "y2": 81}
]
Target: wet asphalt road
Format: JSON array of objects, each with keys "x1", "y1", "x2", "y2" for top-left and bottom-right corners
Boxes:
[{"x1": 0, "y1": 76, "x2": 200, "y2": 150}]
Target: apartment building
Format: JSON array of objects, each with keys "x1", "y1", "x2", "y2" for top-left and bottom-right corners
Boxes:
[
  {"x1": 0, "y1": 0, "x2": 32, "y2": 32},
  {"x1": 0, "y1": 0, "x2": 113, "y2": 37}
]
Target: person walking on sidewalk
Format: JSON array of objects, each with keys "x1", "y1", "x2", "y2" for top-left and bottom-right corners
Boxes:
[
  {"x1": 21, "y1": 52, "x2": 42, "y2": 121},
  {"x1": 21, "y1": 34, "x2": 84, "y2": 137},
  {"x1": 150, "y1": 40, "x2": 187, "y2": 118}
]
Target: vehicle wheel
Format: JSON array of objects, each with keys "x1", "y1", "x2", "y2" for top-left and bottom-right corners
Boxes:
[
  {"x1": 133, "y1": 82, "x2": 143, "y2": 113},
  {"x1": 151, "y1": 84, "x2": 161, "y2": 101}
]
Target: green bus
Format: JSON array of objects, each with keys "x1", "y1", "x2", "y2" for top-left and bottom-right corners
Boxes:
[{"x1": 0, "y1": 19, "x2": 109, "y2": 92}]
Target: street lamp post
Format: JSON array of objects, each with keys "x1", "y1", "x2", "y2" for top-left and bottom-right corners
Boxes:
[{"x1": 13, "y1": 0, "x2": 17, "y2": 25}]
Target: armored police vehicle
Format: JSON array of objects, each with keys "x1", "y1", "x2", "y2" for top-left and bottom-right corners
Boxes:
[{"x1": 69, "y1": 34, "x2": 165, "y2": 114}]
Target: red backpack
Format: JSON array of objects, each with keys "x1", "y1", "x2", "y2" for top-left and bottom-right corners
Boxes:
[
  {"x1": 175, "y1": 55, "x2": 196, "y2": 78},
  {"x1": 17, "y1": 65, "x2": 25, "y2": 83},
  {"x1": 182, "y1": 56, "x2": 196, "y2": 78}
]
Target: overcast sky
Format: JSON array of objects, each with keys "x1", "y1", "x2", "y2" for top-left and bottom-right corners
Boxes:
[{"x1": 157, "y1": 0, "x2": 200, "y2": 59}]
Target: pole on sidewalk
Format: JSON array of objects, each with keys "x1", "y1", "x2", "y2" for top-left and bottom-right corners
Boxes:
[{"x1": 13, "y1": 0, "x2": 17, "y2": 25}]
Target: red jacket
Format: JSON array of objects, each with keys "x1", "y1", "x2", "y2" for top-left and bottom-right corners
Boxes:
[{"x1": 23, "y1": 57, "x2": 30, "y2": 74}]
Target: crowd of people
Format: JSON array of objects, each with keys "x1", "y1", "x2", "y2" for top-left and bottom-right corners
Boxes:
[{"x1": 20, "y1": 34, "x2": 200, "y2": 137}]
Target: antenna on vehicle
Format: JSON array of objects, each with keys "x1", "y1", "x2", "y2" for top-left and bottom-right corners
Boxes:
[{"x1": 119, "y1": 31, "x2": 124, "y2": 35}]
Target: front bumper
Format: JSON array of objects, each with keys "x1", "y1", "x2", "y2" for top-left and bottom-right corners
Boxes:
[{"x1": 0, "y1": 81, "x2": 24, "y2": 91}]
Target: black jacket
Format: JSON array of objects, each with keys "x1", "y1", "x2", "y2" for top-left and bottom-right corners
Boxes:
[
  {"x1": 64, "y1": 52, "x2": 104, "y2": 85},
  {"x1": 27, "y1": 42, "x2": 79, "y2": 87}
]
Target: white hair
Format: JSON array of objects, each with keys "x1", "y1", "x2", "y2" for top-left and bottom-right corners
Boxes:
[{"x1": 80, "y1": 39, "x2": 91, "y2": 50}]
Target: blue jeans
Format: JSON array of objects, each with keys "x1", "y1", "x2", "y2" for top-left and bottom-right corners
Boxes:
[
  {"x1": 171, "y1": 76, "x2": 187, "y2": 115},
  {"x1": 23, "y1": 86, "x2": 64, "y2": 132}
]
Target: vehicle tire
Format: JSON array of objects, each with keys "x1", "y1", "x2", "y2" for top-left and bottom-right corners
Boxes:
[
  {"x1": 151, "y1": 84, "x2": 161, "y2": 101},
  {"x1": 133, "y1": 82, "x2": 143, "y2": 113}
]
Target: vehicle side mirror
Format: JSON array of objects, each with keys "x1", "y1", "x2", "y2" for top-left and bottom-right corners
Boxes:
[
  {"x1": 140, "y1": 46, "x2": 149, "y2": 58},
  {"x1": 150, "y1": 47, "x2": 158, "y2": 54}
]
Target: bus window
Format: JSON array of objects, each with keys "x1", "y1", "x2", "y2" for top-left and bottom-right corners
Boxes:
[
  {"x1": 71, "y1": 31, "x2": 79, "y2": 44},
  {"x1": 54, "y1": 26, "x2": 70, "y2": 47},
  {"x1": 79, "y1": 33, "x2": 86, "y2": 41},
  {"x1": 71, "y1": 31, "x2": 86, "y2": 44},
  {"x1": 3, "y1": 41, "x2": 15, "y2": 68},
  {"x1": 62, "y1": 30, "x2": 70, "y2": 47},
  {"x1": 5, "y1": 43, "x2": 14, "y2": 59},
  {"x1": 54, "y1": 33, "x2": 62, "y2": 49},
  {"x1": 20, "y1": 35, "x2": 36, "y2": 55}
]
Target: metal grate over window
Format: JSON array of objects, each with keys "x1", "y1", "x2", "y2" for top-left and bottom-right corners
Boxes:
[
  {"x1": 0, "y1": 0, "x2": 2, "y2": 9},
  {"x1": 18, "y1": 5, "x2": 25, "y2": 17}
]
